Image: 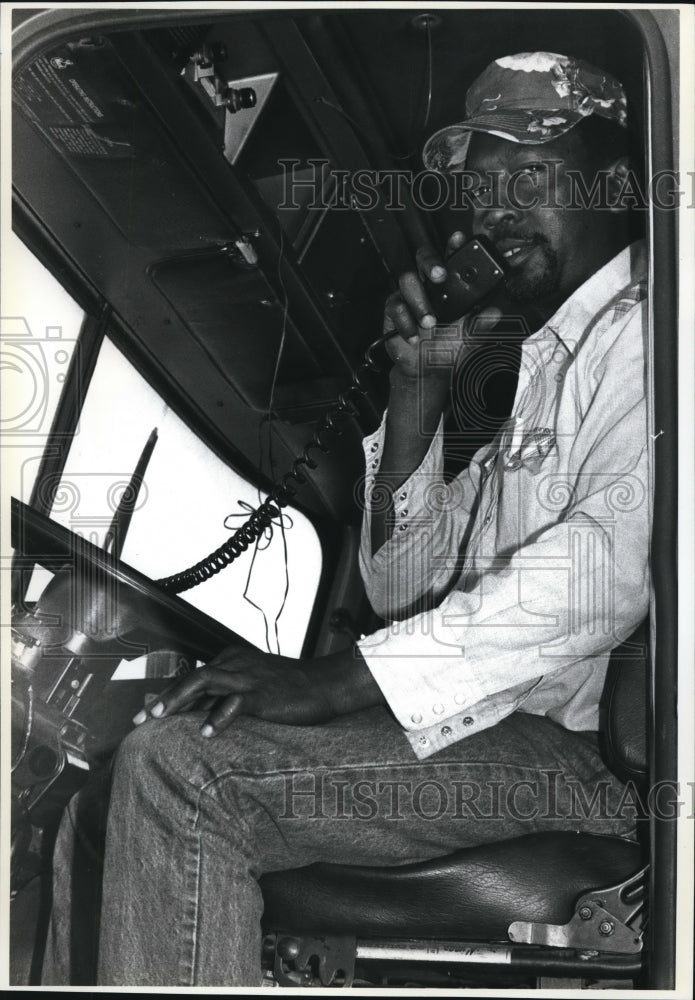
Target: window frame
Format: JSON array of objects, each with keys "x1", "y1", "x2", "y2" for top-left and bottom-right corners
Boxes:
[{"x1": 8, "y1": 220, "x2": 340, "y2": 659}]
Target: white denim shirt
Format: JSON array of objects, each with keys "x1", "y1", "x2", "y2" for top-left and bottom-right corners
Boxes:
[{"x1": 357, "y1": 242, "x2": 650, "y2": 759}]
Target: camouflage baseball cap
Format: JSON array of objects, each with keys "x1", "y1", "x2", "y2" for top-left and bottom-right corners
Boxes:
[{"x1": 423, "y1": 52, "x2": 627, "y2": 172}]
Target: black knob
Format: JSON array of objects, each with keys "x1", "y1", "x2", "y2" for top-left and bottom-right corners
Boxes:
[{"x1": 225, "y1": 87, "x2": 257, "y2": 113}]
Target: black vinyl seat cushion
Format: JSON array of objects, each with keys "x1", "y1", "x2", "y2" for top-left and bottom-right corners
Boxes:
[
  {"x1": 261, "y1": 627, "x2": 647, "y2": 943},
  {"x1": 260, "y1": 831, "x2": 641, "y2": 939}
]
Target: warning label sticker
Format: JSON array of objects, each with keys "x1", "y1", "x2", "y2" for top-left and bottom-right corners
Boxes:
[
  {"x1": 47, "y1": 125, "x2": 134, "y2": 157},
  {"x1": 14, "y1": 43, "x2": 135, "y2": 159}
]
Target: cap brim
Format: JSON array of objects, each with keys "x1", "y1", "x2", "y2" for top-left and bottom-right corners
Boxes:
[{"x1": 422, "y1": 110, "x2": 585, "y2": 171}]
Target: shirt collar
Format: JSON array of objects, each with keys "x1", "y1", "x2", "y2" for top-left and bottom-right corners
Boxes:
[{"x1": 526, "y1": 240, "x2": 647, "y2": 357}]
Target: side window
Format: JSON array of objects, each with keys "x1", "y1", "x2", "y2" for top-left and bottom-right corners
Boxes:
[
  {"x1": 1, "y1": 233, "x2": 83, "y2": 505},
  {"x1": 45, "y1": 337, "x2": 322, "y2": 656}
]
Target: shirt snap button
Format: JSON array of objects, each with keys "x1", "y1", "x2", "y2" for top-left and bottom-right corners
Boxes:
[
  {"x1": 463, "y1": 716, "x2": 474, "y2": 726},
  {"x1": 398, "y1": 524, "x2": 407, "y2": 532},
  {"x1": 400, "y1": 509, "x2": 408, "y2": 517},
  {"x1": 555, "y1": 373, "x2": 564, "y2": 382},
  {"x1": 441, "y1": 725, "x2": 452, "y2": 736},
  {"x1": 411, "y1": 712, "x2": 423, "y2": 724},
  {"x1": 399, "y1": 491, "x2": 407, "y2": 501},
  {"x1": 370, "y1": 442, "x2": 379, "y2": 452},
  {"x1": 432, "y1": 703, "x2": 444, "y2": 715}
]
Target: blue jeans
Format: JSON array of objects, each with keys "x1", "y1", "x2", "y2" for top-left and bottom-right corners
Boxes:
[{"x1": 44, "y1": 707, "x2": 635, "y2": 986}]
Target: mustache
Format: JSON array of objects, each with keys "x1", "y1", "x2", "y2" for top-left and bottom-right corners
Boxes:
[{"x1": 488, "y1": 228, "x2": 549, "y2": 247}]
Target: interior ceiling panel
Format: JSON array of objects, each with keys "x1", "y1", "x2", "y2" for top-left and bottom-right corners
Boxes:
[{"x1": 314, "y1": 9, "x2": 644, "y2": 162}]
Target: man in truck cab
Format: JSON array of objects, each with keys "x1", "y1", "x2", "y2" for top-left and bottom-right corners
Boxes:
[{"x1": 45, "y1": 52, "x2": 649, "y2": 986}]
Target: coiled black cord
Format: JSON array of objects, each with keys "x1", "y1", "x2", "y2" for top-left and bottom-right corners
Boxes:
[{"x1": 156, "y1": 334, "x2": 389, "y2": 594}]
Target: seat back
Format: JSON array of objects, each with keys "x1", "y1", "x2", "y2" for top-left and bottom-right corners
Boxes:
[{"x1": 601, "y1": 620, "x2": 649, "y2": 785}]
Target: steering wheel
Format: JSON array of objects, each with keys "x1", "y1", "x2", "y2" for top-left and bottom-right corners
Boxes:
[
  {"x1": 12, "y1": 497, "x2": 241, "y2": 652},
  {"x1": 10, "y1": 498, "x2": 243, "y2": 874}
]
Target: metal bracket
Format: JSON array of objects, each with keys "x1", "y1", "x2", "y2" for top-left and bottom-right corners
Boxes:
[
  {"x1": 508, "y1": 867, "x2": 646, "y2": 954},
  {"x1": 271, "y1": 933, "x2": 356, "y2": 987},
  {"x1": 188, "y1": 44, "x2": 257, "y2": 114}
]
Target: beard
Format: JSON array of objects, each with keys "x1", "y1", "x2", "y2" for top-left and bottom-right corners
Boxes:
[{"x1": 502, "y1": 234, "x2": 562, "y2": 302}]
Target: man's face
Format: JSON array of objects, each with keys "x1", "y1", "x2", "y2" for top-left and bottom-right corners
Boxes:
[{"x1": 465, "y1": 129, "x2": 614, "y2": 308}]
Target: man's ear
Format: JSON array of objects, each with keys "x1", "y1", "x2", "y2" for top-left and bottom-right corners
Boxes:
[{"x1": 606, "y1": 156, "x2": 642, "y2": 212}]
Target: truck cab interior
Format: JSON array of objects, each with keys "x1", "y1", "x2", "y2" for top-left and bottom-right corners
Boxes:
[{"x1": 8, "y1": 5, "x2": 680, "y2": 990}]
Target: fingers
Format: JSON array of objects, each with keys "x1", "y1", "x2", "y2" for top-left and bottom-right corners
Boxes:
[
  {"x1": 384, "y1": 291, "x2": 431, "y2": 345},
  {"x1": 444, "y1": 230, "x2": 466, "y2": 258},
  {"x1": 133, "y1": 667, "x2": 247, "y2": 725},
  {"x1": 132, "y1": 677, "x2": 181, "y2": 725},
  {"x1": 200, "y1": 693, "x2": 245, "y2": 738},
  {"x1": 133, "y1": 686, "x2": 222, "y2": 727},
  {"x1": 415, "y1": 245, "x2": 447, "y2": 283},
  {"x1": 414, "y1": 233, "x2": 466, "y2": 275},
  {"x1": 384, "y1": 272, "x2": 438, "y2": 345},
  {"x1": 384, "y1": 235, "x2": 469, "y2": 344},
  {"x1": 397, "y1": 272, "x2": 437, "y2": 332}
]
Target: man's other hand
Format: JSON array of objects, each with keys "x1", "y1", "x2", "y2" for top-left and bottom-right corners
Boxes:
[{"x1": 132, "y1": 644, "x2": 383, "y2": 737}]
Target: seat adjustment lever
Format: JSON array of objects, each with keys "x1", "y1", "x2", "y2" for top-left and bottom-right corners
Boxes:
[{"x1": 508, "y1": 866, "x2": 646, "y2": 954}]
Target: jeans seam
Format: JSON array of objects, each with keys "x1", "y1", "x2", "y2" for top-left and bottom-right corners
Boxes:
[
  {"x1": 197, "y1": 760, "x2": 592, "y2": 782},
  {"x1": 181, "y1": 776, "x2": 261, "y2": 985},
  {"x1": 178, "y1": 796, "x2": 203, "y2": 985}
]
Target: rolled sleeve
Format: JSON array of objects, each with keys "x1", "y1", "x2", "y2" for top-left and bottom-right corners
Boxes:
[
  {"x1": 359, "y1": 412, "x2": 446, "y2": 552},
  {"x1": 359, "y1": 414, "x2": 476, "y2": 619}
]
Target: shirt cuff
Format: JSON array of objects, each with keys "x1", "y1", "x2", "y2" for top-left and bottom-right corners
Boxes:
[
  {"x1": 357, "y1": 612, "x2": 480, "y2": 730},
  {"x1": 401, "y1": 678, "x2": 543, "y2": 759},
  {"x1": 357, "y1": 616, "x2": 542, "y2": 758}
]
